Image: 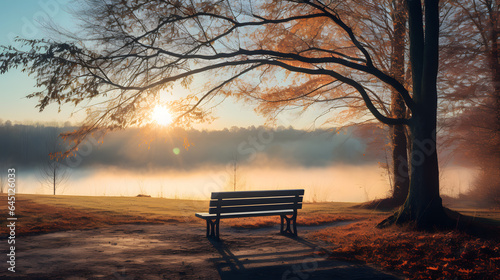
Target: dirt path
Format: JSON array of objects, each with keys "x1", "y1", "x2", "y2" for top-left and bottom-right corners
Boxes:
[{"x1": 0, "y1": 222, "x2": 404, "y2": 279}]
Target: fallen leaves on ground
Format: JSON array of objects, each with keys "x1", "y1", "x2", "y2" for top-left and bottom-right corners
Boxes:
[{"x1": 309, "y1": 220, "x2": 500, "y2": 280}]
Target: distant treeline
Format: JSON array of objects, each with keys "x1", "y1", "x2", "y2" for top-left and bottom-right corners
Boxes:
[{"x1": 0, "y1": 124, "x2": 382, "y2": 171}]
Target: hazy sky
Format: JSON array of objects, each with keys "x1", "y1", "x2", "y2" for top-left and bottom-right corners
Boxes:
[{"x1": 0, "y1": 0, "x2": 329, "y2": 129}]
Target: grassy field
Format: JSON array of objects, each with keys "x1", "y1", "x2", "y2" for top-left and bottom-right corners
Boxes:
[
  {"x1": 0, "y1": 193, "x2": 391, "y2": 235},
  {"x1": 1, "y1": 193, "x2": 499, "y2": 235}
]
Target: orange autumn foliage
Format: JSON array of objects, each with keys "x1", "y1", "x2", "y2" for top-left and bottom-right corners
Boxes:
[{"x1": 310, "y1": 220, "x2": 500, "y2": 280}]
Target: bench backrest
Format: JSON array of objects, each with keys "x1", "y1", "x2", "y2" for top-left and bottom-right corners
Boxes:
[{"x1": 208, "y1": 189, "x2": 304, "y2": 215}]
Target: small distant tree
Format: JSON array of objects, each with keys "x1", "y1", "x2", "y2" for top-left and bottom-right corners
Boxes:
[
  {"x1": 232, "y1": 153, "x2": 238, "y2": 191},
  {"x1": 38, "y1": 131, "x2": 70, "y2": 195}
]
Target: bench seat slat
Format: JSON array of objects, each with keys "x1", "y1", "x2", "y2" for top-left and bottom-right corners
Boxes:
[
  {"x1": 209, "y1": 196, "x2": 302, "y2": 207},
  {"x1": 195, "y1": 209, "x2": 294, "y2": 219},
  {"x1": 209, "y1": 203, "x2": 302, "y2": 214},
  {"x1": 211, "y1": 189, "x2": 304, "y2": 199}
]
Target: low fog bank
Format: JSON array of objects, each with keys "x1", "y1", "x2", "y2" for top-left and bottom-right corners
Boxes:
[
  {"x1": 17, "y1": 164, "x2": 477, "y2": 203},
  {"x1": 1, "y1": 124, "x2": 479, "y2": 202}
]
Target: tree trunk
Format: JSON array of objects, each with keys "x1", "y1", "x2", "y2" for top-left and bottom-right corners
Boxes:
[
  {"x1": 391, "y1": 124, "x2": 409, "y2": 204},
  {"x1": 390, "y1": 0, "x2": 410, "y2": 205},
  {"x1": 53, "y1": 167, "x2": 56, "y2": 195},
  {"x1": 357, "y1": 0, "x2": 409, "y2": 210},
  {"x1": 395, "y1": 112, "x2": 449, "y2": 227},
  {"x1": 381, "y1": 97, "x2": 451, "y2": 228},
  {"x1": 379, "y1": 0, "x2": 451, "y2": 229}
]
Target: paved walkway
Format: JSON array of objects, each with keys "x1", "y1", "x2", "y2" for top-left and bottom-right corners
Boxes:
[{"x1": 0, "y1": 223, "x2": 404, "y2": 279}]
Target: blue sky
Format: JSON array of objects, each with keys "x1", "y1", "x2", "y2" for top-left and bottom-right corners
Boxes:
[
  {"x1": 0, "y1": 0, "x2": 325, "y2": 129},
  {"x1": 0, "y1": 0, "x2": 80, "y2": 125}
]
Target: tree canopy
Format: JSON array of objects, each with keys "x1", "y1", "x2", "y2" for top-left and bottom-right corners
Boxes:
[
  {"x1": 0, "y1": 0, "x2": 471, "y2": 228},
  {"x1": 1, "y1": 1, "x2": 415, "y2": 148}
]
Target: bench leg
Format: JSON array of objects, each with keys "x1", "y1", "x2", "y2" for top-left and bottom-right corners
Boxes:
[
  {"x1": 216, "y1": 219, "x2": 220, "y2": 239},
  {"x1": 280, "y1": 215, "x2": 285, "y2": 234},
  {"x1": 206, "y1": 219, "x2": 220, "y2": 240},
  {"x1": 280, "y1": 214, "x2": 298, "y2": 236},
  {"x1": 293, "y1": 215, "x2": 297, "y2": 235}
]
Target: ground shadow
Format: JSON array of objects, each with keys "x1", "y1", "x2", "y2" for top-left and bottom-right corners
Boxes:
[{"x1": 209, "y1": 234, "x2": 402, "y2": 280}]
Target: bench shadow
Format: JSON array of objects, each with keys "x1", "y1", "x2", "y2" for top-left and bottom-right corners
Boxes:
[{"x1": 208, "y1": 234, "x2": 403, "y2": 280}]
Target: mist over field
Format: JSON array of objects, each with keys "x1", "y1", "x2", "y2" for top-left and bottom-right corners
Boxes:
[{"x1": 0, "y1": 124, "x2": 476, "y2": 202}]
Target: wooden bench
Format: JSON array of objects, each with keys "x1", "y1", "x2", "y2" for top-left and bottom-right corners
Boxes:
[{"x1": 195, "y1": 189, "x2": 304, "y2": 239}]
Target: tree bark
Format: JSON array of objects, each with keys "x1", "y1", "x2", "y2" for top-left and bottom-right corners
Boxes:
[
  {"x1": 360, "y1": 0, "x2": 409, "y2": 209},
  {"x1": 390, "y1": 0, "x2": 410, "y2": 205},
  {"x1": 379, "y1": 0, "x2": 451, "y2": 229},
  {"x1": 396, "y1": 111, "x2": 449, "y2": 227}
]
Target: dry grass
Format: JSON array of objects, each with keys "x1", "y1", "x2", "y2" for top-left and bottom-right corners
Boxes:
[
  {"x1": 0, "y1": 194, "x2": 366, "y2": 236},
  {"x1": 0, "y1": 194, "x2": 200, "y2": 236},
  {"x1": 0, "y1": 194, "x2": 216, "y2": 236},
  {"x1": 11, "y1": 193, "x2": 208, "y2": 219},
  {"x1": 2, "y1": 194, "x2": 499, "y2": 235}
]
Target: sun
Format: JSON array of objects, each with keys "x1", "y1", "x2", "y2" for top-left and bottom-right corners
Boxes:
[{"x1": 151, "y1": 105, "x2": 174, "y2": 126}]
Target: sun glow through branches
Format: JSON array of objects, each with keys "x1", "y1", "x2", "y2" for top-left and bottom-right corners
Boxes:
[{"x1": 152, "y1": 105, "x2": 173, "y2": 126}]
